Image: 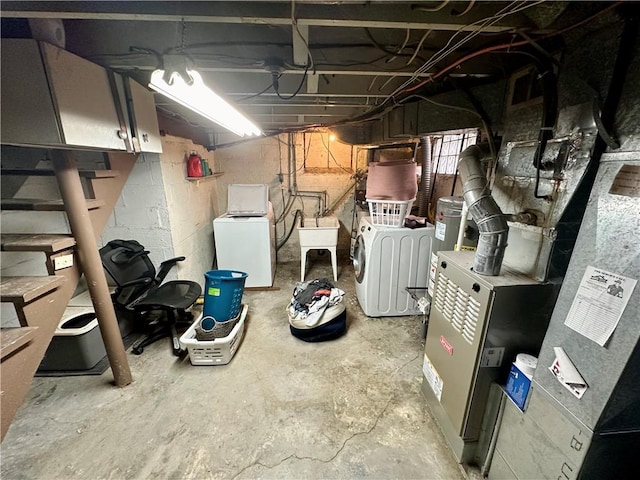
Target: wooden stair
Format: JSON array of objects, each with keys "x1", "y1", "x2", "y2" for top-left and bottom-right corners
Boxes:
[
  {"x1": 1, "y1": 275, "x2": 67, "y2": 440},
  {"x1": 1, "y1": 198, "x2": 105, "y2": 211},
  {"x1": 0, "y1": 234, "x2": 76, "y2": 253},
  {"x1": 1, "y1": 327, "x2": 38, "y2": 360},
  {"x1": 0, "y1": 153, "x2": 137, "y2": 440}
]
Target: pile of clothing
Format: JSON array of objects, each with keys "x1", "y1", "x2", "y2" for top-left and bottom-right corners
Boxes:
[{"x1": 287, "y1": 278, "x2": 347, "y2": 342}]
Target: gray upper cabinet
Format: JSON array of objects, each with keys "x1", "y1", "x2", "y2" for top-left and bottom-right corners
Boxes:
[
  {"x1": 116, "y1": 76, "x2": 163, "y2": 154},
  {"x1": 1, "y1": 39, "x2": 162, "y2": 153}
]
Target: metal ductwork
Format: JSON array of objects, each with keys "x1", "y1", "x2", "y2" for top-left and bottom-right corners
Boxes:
[
  {"x1": 457, "y1": 145, "x2": 508, "y2": 276},
  {"x1": 418, "y1": 136, "x2": 432, "y2": 217}
]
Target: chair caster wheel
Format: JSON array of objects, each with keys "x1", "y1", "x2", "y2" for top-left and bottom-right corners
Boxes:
[{"x1": 132, "y1": 345, "x2": 144, "y2": 355}]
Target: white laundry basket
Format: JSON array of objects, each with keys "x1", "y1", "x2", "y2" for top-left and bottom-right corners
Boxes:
[
  {"x1": 367, "y1": 198, "x2": 414, "y2": 227},
  {"x1": 180, "y1": 304, "x2": 248, "y2": 365}
]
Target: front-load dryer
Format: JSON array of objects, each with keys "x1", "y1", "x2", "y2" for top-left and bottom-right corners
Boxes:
[{"x1": 353, "y1": 216, "x2": 434, "y2": 317}]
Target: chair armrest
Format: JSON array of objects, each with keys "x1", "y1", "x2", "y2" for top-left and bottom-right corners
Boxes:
[
  {"x1": 119, "y1": 278, "x2": 153, "y2": 289},
  {"x1": 157, "y1": 256, "x2": 186, "y2": 283}
]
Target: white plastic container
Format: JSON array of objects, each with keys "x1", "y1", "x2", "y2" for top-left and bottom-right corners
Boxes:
[
  {"x1": 179, "y1": 304, "x2": 248, "y2": 365},
  {"x1": 297, "y1": 215, "x2": 339, "y2": 248}
]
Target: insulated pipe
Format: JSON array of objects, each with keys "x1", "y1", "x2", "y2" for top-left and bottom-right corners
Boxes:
[
  {"x1": 457, "y1": 145, "x2": 508, "y2": 276},
  {"x1": 418, "y1": 136, "x2": 432, "y2": 217}
]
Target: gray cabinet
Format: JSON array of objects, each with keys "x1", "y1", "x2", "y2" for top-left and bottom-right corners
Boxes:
[
  {"x1": 490, "y1": 387, "x2": 592, "y2": 480},
  {"x1": 113, "y1": 74, "x2": 163, "y2": 154},
  {"x1": 1, "y1": 39, "x2": 162, "y2": 153},
  {"x1": 1, "y1": 39, "x2": 126, "y2": 150}
]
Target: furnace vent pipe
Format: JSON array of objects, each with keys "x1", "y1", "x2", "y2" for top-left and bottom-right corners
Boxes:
[
  {"x1": 418, "y1": 136, "x2": 432, "y2": 217},
  {"x1": 457, "y1": 145, "x2": 508, "y2": 275}
]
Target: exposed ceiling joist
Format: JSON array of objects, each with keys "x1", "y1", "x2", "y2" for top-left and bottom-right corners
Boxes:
[
  {"x1": 1, "y1": 0, "x2": 594, "y2": 140},
  {"x1": 1, "y1": 11, "x2": 516, "y2": 33}
]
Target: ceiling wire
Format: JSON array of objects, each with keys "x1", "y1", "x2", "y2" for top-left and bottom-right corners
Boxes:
[
  {"x1": 386, "y1": 28, "x2": 412, "y2": 63},
  {"x1": 408, "y1": 0, "x2": 536, "y2": 85},
  {"x1": 322, "y1": 1, "x2": 622, "y2": 133},
  {"x1": 452, "y1": 0, "x2": 476, "y2": 17},
  {"x1": 412, "y1": 1, "x2": 450, "y2": 13},
  {"x1": 402, "y1": 1, "x2": 623, "y2": 95},
  {"x1": 365, "y1": 28, "x2": 427, "y2": 64},
  {"x1": 320, "y1": 1, "x2": 529, "y2": 124},
  {"x1": 405, "y1": 29, "x2": 432, "y2": 66},
  {"x1": 274, "y1": 62, "x2": 310, "y2": 100},
  {"x1": 236, "y1": 82, "x2": 276, "y2": 102},
  {"x1": 394, "y1": 0, "x2": 537, "y2": 94}
]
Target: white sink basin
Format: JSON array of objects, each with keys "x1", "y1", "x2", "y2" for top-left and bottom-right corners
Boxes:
[{"x1": 297, "y1": 215, "x2": 339, "y2": 248}]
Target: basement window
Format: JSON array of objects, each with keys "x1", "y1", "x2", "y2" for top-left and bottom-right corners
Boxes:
[
  {"x1": 432, "y1": 129, "x2": 479, "y2": 175},
  {"x1": 302, "y1": 131, "x2": 354, "y2": 173}
]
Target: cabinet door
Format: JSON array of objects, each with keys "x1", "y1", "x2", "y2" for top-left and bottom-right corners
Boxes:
[
  {"x1": 0, "y1": 39, "x2": 61, "y2": 146},
  {"x1": 489, "y1": 451, "x2": 517, "y2": 480},
  {"x1": 41, "y1": 42, "x2": 127, "y2": 150},
  {"x1": 128, "y1": 79, "x2": 163, "y2": 153},
  {"x1": 495, "y1": 396, "x2": 580, "y2": 480}
]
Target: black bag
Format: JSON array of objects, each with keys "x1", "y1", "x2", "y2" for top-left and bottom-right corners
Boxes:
[{"x1": 289, "y1": 302, "x2": 347, "y2": 342}]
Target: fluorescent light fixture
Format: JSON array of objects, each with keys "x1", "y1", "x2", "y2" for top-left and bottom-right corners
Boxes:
[{"x1": 149, "y1": 69, "x2": 262, "y2": 137}]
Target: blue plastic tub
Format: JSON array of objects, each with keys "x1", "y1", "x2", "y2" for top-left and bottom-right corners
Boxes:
[{"x1": 203, "y1": 270, "x2": 248, "y2": 321}]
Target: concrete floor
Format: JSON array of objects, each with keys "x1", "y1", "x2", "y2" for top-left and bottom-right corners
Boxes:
[{"x1": 2, "y1": 256, "x2": 472, "y2": 479}]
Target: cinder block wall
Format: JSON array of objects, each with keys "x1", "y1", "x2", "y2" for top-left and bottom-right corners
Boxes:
[
  {"x1": 159, "y1": 136, "x2": 218, "y2": 285},
  {"x1": 100, "y1": 152, "x2": 174, "y2": 272},
  {"x1": 213, "y1": 131, "x2": 364, "y2": 263},
  {"x1": 102, "y1": 135, "x2": 220, "y2": 287}
]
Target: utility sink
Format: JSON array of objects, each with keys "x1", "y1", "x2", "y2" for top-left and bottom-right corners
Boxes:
[
  {"x1": 297, "y1": 215, "x2": 339, "y2": 248},
  {"x1": 297, "y1": 216, "x2": 339, "y2": 282}
]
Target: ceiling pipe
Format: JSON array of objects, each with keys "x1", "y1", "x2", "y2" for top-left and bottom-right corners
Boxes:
[{"x1": 457, "y1": 145, "x2": 508, "y2": 276}]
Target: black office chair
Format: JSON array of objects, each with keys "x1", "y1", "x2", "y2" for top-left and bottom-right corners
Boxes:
[{"x1": 99, "y1": 239, "x2": 202, "y2": 356}]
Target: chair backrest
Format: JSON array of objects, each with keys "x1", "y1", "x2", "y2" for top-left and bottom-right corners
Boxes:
[{"x1": 99, "y1": 239, "x2": 157, "y2": 307}]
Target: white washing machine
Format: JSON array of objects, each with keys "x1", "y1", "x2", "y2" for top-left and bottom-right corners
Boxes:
[
  {"x1": 213, "y1": 204, "x2": 276, "y2": 288},
  {"x1": 353, "y1": 216, "x2": 434, "y2": 317}
]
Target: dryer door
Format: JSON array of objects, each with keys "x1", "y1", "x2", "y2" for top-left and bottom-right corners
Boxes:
[{"x1": 353, "y1": 234, "x2": 366, "y2": 284}]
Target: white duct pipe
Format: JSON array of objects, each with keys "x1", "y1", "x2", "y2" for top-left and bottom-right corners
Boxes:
[
  {"x1": 457, "y1": 145, "x2": 508, "y2": 275},
  {"x1": 455, "y1": 201, "x2": 468, "y2": 251}
]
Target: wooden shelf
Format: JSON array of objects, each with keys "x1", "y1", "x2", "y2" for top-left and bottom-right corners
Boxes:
[{"x1": 186, "y1": 173, "x2": 223, "y2": 182}]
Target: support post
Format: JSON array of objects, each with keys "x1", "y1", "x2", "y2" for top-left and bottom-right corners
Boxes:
[{"x1": 52, "y1": 150, "x2": 132, "y2": 387}]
